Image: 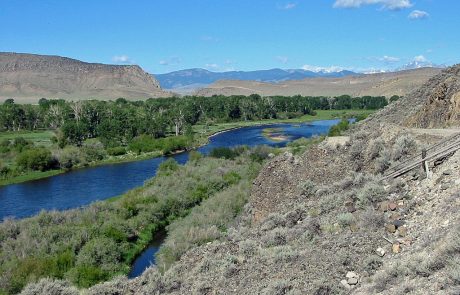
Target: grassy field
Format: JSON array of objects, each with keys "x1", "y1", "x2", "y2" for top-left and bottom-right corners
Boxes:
[{"x1": 0, "y1": 130, "x2": 55, "y2": 147}]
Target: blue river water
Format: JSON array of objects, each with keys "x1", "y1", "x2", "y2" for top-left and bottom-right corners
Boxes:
[{"x1": 0, "y1": 120, "x2": 339, "y2": 220}]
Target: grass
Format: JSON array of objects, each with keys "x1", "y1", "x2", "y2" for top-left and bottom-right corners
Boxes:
[
  {"x1": 0, "y1": 169, "x2": 64, "y2": 186},
  {"x1": 0, "y1": 130, "x2": 55, "y2": 147}
]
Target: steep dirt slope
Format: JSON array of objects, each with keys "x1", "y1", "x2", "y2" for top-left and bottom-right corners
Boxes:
[
  {"x1": 195, "y1": 68, "x2": 442, "y2": 98},
  {"x1": 0, "y1": 52, "x2": 171, "y2": 103}
]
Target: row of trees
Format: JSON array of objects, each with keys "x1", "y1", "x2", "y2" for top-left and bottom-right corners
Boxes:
[{"x1": 0, "y1": 95, "x2": 391, "y2": 147}]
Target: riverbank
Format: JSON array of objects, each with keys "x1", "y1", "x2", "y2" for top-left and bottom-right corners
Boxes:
[
  {"x1": 0, "y1": 152, "x2": 263, "y2": 293},
  {"x1": 0, "y1": 109, "x2": 374, "y2": 187}
]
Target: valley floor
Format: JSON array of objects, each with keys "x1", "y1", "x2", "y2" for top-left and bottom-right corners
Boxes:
[{"x1": 0, "y1": 109, "x2": 373, "y2": 186}]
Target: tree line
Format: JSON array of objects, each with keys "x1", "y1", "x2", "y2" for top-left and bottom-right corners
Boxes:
[{"x1": 0, "y1": 94, "x2": 391, "y2": 147}]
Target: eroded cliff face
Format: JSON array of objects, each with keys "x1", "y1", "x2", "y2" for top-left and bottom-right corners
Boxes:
[
  {"x1": 404, "y1": 66, "x2": 460, "y2": 128},
  {"x1": 0, "y1": 52, "x2": 171, "y2": 102}
]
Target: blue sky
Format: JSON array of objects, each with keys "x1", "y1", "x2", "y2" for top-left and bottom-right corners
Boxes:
[{"x1": 0, "y1": 0, "x2": 459, "y2": 74}]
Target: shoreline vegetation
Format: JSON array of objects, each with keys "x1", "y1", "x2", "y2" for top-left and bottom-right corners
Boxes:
[
  {"x1": 0, "y1": 109, "x2": 375, "y2": 187},
  {"x1": 0, "y1": 146, "x2": 269, "y2": 294}
]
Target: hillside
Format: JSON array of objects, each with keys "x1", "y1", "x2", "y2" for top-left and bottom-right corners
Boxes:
[
  {"x1": 195, "y1": 67, "x2": 442, "y2": 98},
  {"x1": 0, "y1": 53, "x2": 171, "y2": 103},
  {"x1": 18, "y1": 65, "x2": 460, "y2": 294}
]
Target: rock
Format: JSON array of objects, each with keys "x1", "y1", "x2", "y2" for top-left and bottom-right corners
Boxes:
[
  {"x1": 268, "y1": 153, "x2": 275, "y2": 159},
  {"x1": 347, "y1": 277, "x2": 359, "y2": 285},
  {"x1": 442, "y1": 220, "x2": 449, "y2": 227},
  {"x1": 350, "y1": 223, "x2": 359, "y2": 232},
  {"x1": 392, "y1": 243, "x2": 401, "y2": 253},
  {"x1": 345, "y1": 199, "x2": 356, "y2": 213},
  {"x1": 386, "y1": 224, "x2": 396, "y2": 233},
  {"x1": 443, "y1": 169, "x2": 452, "y2": 175},
  {"x1": 398, "y1": 227, "x2": 407, "y2": 237},
  {"x1": 346, "y1": 271, "x2": 358, "y2": 279},
  {"x1": 379, "y1": 201, "x2": 389, "y2": 212},
  {"x1": 376, "y1": 247, "x2": 386, "y2": 257},
  {"x1": 388, "y1": 202, "x2": 398, "y2": 211},
  {"x1": 392, "y1": 220, "x2": 405, "y2": 228},
  {"x1": 390, "y1": 213, "x2": 402, "y2": 221},
  {"x1": 340, "y1": 279, "x2": 351, "y2": 290},
  {"x1": 441, "y1": 183, "x2": 450, "y2": 190}
]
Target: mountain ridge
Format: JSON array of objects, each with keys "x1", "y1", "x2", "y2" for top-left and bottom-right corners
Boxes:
[
  {"x1": 155, "y1": 68, "x2": 360, "y2": 91},
  {"x1": 195, "y1": 67, "x2": 443, "y2": 98},
  {"x1": 0, "y1": 52, "x2": 171, "y2": 102}
]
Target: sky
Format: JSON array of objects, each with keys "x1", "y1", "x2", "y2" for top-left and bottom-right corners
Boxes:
[{"x1": 0, "y1": 0, "x2": 459, "y2": 74}]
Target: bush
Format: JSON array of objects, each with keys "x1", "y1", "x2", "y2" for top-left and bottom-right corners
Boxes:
[
  {"x1": 82, "y1": 140, "x2": 106, "y2": 162},
  {"x1": 157, "y1": 158, "x2": 179, "y2": 176},
  {"x1": 128, "y1": 135, "x2": 191, "y2": 155},
  {"x1": 298, "y1": 180, "x2": 317, "y2": 197},
  {"x1": 357, "y1": 182, "x2": 386, "y2": 207},
  {"x1": 209, "y1": 147, "x2": 239, "y2": 159},
  {"x1": 54, "y1": 146, "x2": 84, "y2": 169},
  {"x1": 392, "y1": 134, "x2": 417, "y2": 161},
  {"x1": 188, "y1": 150, "x2": 202, "y2": 162},
  {"x1": 19, "y1": 278, "x2": 79, "y2": 295},
  {"x1": 337, "y1": 213, "x2": 354, "y2": 228},
  {"x1": 16, "y1": 148, "x2": 55, "y2": 171},
  {"x1": 12, "y1": 137, "x2": 33, "y2": 152},
  {"x1": 75, "y1": 237, "x2": 121, "y2": 273},
  {"x1": 249, "y1": 145, "x2": 273, "y2": 163},
  {"x1": 106, "y1": 146, "x2": 126, "y2": 156},
  {"x1": 375, "y1": 149, "x2": 392, "y2": 174},
  {"x1": 328, "y1": 119, "x2": 349, "y2": 137}
]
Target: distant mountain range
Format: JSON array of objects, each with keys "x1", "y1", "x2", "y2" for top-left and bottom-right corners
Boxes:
[
  {"x1": 154, "y1": 68, "x2": 359, "y2": 91},
  {"x1": 397, "y1": 60, "x2": 447, "y2": 71}
]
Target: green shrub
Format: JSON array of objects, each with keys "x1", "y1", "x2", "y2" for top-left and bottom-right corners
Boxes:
[
  {"x1": 18, "y1": 278, "x2": 79, "y2": 295},
  {"x1": 16, "y1": 148, "x2": 55, "y2": 171},
  {"x1": 249, "y1": 145, "x2": 273, "y2": 163},
  {"x1": 54, "y1": 146, "x2": 84, "y2": 169},
  {"x1": 298, "y1": 180, "x2": 317, "y2": 197},
  {"x1": 157, "y1": 158, "x2": 179, "y2": 176},
  {"x1": 357, "y1": 182, "x2": 386, "y2": 207},
  {"x1": 328, "y1": 119, "x2": 349, "y2": 137},
  {"x1": 75, "y1": 237, "x2": 121, "y2": 273},
  {"x1": 188, "y1": 150, "x2": 202, "y2": 162},
  {"x1": 82, "y1": 140, "x2": 106, "y2": 162},
  {"x1": 337, "y1": 213, "x2": 354, "y2": 228},
  {"x1": 392, "y1": 134, "x2": 417, "y2": 161},
  {"x1": 209, "y1": 147, "x2": 239, "y2": 159},
  {"x1": 66, "y1": 265, "x2": 108, "y2": 288},
  {"x1": 128, "y1": 135, "x2": 191, "y2": 155},
  {"x1": 106, "y1": 146, "x2": 126, "y2": 156},
  {"x1": 12, "y1": 137, "x2": 33, "y2": 152}
]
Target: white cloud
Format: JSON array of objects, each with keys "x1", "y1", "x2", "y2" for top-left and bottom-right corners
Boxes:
[
  {"x1": 205, "y1": 63, "x2": 219, "y2": 70},
  {"x1": 408, "y1": 10, "x2": 429, "y2": 19},
  {"x1": 333, "y1": 0, "x2": 413, "y2": 10},
  {"x1": 280, "y1": 3, "x2": 297, "y2": 10},
  {"x1": 159, "y1": 56, "x2": 181, "y2": 66},
  {"x1": 276, "y1": 56, "x2": 289, "y2": 64},
  {"x1": 413, "y1": 55, "x2": 427, "y2": 62},
  {"x1": 378, "y1": 55, "x2": 400, "y2": 63},
  {"x1": 302, "y1": 64, "x2": 345, "y2": 73},
  {"x1": 112, "y1": 55, "x2": 132, "y2": 64}
]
